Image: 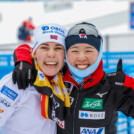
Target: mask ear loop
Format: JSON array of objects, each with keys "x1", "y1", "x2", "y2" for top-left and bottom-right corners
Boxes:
[{"x1": 64, "y1": 38, "x2": 68, "y2": 63}]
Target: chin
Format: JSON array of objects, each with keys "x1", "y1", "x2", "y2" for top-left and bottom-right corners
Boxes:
[
  {"x1": 45, "y1": 72, "x2": 57, "y2": 77},
  {"x1": 77, "y1": 68, "x2": 87, "y2": 71}
]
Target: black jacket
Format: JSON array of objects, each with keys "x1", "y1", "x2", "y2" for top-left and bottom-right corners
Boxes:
[
  {"x1": 57, "y1": 61, "x2": 134, "y2": 134},
  {"x1": 14, "y1": 45, "x2": 132, "y2": 134}
]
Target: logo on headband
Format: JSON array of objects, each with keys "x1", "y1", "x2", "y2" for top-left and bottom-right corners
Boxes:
[
  {"x1": 79, "y1": 34, "x2": 87, "y2": 39},
  {"x1": 50, "y1": 35, "x2": 58, "y2": 40},
  {"x1": 79, "y1": 28, "x2": 87, "y2": 39},
  {"x1": 41, "y1": 25, "x2": 65, "y2": 37}
]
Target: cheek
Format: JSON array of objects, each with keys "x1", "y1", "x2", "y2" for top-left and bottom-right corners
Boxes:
[
  {"x1": 58, "y1": 51, "x2": 65, "y2": 65},
  {"x1": 88, "y1": 54, "x2": 98, "y2": 64},
  {"x1": 35, "y1": 53, "x2": 43, "y2": 61},
  {"x1": 35, "y1": 52, "x2": 45, "y2": 65},
  {"x1": 59, "y1": 51, "x2": 65, "y2": 57},
  {"x1": 93, "y1": 52, "x2": 99, "y2": 61},
  {"x1": 34, "y1": 49, "x2": 42, "y2": 58},
  {"x1": 67, "y1": 54, "x2": 76, "y2": 65},
  {"x1": 36, "y1": 57, "x2": 42, "y2": 66}
]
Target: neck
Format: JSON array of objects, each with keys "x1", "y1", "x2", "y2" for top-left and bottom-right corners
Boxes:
[{"x1": 46, "y1": 75, "x2": 54, "y2": 80}]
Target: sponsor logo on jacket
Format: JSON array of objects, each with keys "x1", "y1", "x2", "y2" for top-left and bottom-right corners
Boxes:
[
  {"x1": 79, "y1": 110, "x2": 105, "y2": 120},
  {"x1": 0, "y1": 109, "x2": 4, "y2": 113},
  {"x1": 1, "y1": 86, "x2": 18, "y2": 101},
  {"x1": 57, "y1": 120, "x2": 65, "y2": 129},
  {"x1": 0, "y1": 97, "x2": 11, "y2": 107},
  {"x1": 82, "y1": 98, "x2": 103, "y2": 110},
  {"x1": 80, "y1": 127, "x2": 105, "y2": 134},
  {"x1": 96, "y1": 92, "x2": 108, "y2": 98},
  {"x1": 38, "y1": 71, "x2": 45, "y2": 81}
]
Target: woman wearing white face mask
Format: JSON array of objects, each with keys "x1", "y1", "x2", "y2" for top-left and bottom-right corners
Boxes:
[
  {"x1": 0, "y1": 23, "x2": 70, "y2": 134},
  {"x1": 12, "y1": 22, "x2": 134, "y2": 134}
]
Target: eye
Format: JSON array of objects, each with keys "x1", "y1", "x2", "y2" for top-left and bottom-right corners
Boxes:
[
  {"x1": 55, "y1": 47, "x2": 63, "y2": 50},
  {"x1": 85, "y1": 50, "x2": 93, "y2": 53},
  {"x1": 40, "y1": 46, "x2": 48, "y2": 50},
  {"x1": 72, "y1": 50, "x2": 78, "y2": 53}
]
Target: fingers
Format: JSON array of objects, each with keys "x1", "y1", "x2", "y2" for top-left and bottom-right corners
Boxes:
[
  {"x1": 117, "y1": 58, "x2": 122, "y2": 72},
  {"x1": 25, "y1": 72, "x2": 29, "y2": 89},
  {"x1": 21, "y1": 73, "x2": 27, "y2": 89},
  {"x1": 16, "y1": 71, "x2": 23, "y2": 89},
  {"x1": 12, "y1": 69, "x2": 29, "y2": 89},
  {"x1": 30, "y1": 69, "x2": 37, "y2": 86},
  {"x1": 28, "y1": 69, "x2": 32, "y2": 86},
  {"x1": 28, "y1": 69, "x2": 31, "y2": 80},
  {"x1": 12, "y1": 61, "x2": 33, "y2": 89}
]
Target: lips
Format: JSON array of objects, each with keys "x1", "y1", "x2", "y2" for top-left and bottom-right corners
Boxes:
[
  {"x1": 76, "y1": 64, "x2": 89, "y2": 70},
  {"x1": 45, "y1": 62, "x2": 57, "y2": 65},
  {"x1": 44, "y1": 61, "x2": 58, "y2": 68}
]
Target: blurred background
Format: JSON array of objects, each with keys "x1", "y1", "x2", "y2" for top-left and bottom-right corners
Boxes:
[{"x1": 0, "y1": 0, "x2": 134, "y2": 133}]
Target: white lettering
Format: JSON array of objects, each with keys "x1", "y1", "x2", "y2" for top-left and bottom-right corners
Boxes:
[
  {"x1": 80, "y1": 127, "x2": 105, "y2": 134},
  {"x1": 79, "y1": 110, "x2": 105, "y2": 120}
]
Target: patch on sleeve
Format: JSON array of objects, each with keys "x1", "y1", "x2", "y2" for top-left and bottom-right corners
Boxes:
[
  {"x1": 1, "y1": 86, "x2": 18, "y2": 101},
  {"x1": 57, "y1": 120, "x2": 65, "y2": 129},
  {"x1": 0, "y1": 97, "x2": 11, "y2": 107}
]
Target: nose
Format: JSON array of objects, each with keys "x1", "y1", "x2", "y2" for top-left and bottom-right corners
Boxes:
[
  {"x1": 77, "y1": 52, "x2": 87, "y2": 61},
  {"x1": 47, "y1": 49, "x2": 56, "y2": 58}
]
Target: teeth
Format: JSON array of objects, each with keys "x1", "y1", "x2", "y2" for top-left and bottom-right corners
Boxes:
[
  {"x1": 46, "y1": 62, "x2": 57, "y2": 65},
  {"x1": 77, "y1": 65, "x2": 88, "y2": 69}
]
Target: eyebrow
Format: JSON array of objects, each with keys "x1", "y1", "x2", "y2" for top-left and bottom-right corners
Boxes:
[
  {"x1": 70, "y1": 46, "x2": 79, "y2": 49},
  {"x1": 40, "y1": 43, "x2": 62, "y2": 47},
  {"x1": 41, "y1": 43, "x2": 49, "y2": 46},
  {"x1": 70, "y1": 46, "x2": 94, "y2": 49},
  {"x1": 55, "y1": 44, "x2": 63, "y2": 47},
  {"x1": 85, "y1": 47, "x2": 94, "y2": 49}
]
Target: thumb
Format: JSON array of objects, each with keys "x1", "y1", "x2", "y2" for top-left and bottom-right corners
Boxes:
[
  {"x1": 12, "y1": 71, "x2": 16, "y2": 84},
  {"x1": 116, "y1": 58, "x2": 122, "y2": 72}
]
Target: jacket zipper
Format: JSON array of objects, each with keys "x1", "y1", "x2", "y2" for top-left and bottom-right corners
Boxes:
[
  {"x1": 72, "y1": 83, "x2": 86, "y2": 134},
  {"x1": 72, "y1": 79, "x2": 93, "y2": 134},
  {"x1": 73, "y1": 89, "x2": 79, "y2": 134}
]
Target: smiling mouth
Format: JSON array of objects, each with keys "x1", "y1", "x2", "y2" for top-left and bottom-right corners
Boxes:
[
  {"x1": 44, "y1": 62, "x2": 58, "y2": 67},
  {"x1": 76, "y1": 64, "x2": 89, "y2": 70}
]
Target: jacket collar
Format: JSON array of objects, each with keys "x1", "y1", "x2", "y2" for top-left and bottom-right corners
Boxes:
[{"x1": 63, "y1": 60, "x2": 104, "y2": 89}]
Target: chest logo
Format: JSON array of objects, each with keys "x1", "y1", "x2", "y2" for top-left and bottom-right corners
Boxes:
[
  {"x1": 96, "y1": 92, "x2": 108, "y2": 98},
  {"x1": 79, "y1": 110, "x2": 105, "y2": 120},
  {"x1": 82, "y1": 98, "x2": 103, "y2": 110},
  {"x1": 1, "y1": 86, "x2": 18, "y2": 101},
  {"x1": 80, "y1": 127, "x2": 105, "y2": 134}
]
